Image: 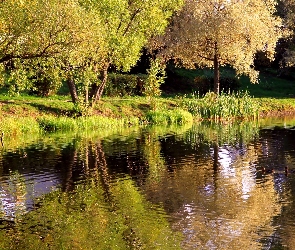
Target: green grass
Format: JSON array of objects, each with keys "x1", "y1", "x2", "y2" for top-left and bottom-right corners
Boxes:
[
  {"x1": 1, "y1": 67, "x2": 295, "y2": 136},
  {"x1": 145, "y1": 108, "x2": 193, "y2": 125},
  {"x1": 240, "y1": 72, "x2": 295, "y2": 98},
  {"x1": 0, "y1": 117, "x2": 40, "y2": 137}
]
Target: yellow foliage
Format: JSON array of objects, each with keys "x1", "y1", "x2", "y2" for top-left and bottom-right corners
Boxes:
[{"x1": 154, "y1": 0, "x2": 282, "y2": 83}]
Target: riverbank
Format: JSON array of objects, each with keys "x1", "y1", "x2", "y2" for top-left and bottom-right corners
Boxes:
[{"x1": 1, "y1": 93, "x2": 295, "y2": 137}]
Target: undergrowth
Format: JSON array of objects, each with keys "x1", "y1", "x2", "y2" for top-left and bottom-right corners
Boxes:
[{"x1": 180, "y1": 91, "x2": 260, "y2": 121}]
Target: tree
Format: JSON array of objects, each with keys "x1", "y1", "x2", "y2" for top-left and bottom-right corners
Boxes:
[
  {"x1": 65, "y1": 0, "x2": 183, "y2": 106},
  {"x1": 151, "y1": 0, "x2": 282, "y2": 94},
  {"x1": 0, "y1": 0, "x2": 86, "y2": 64},
  {"x1": 0, "y1": 0, "x2": 182, "y2": 106},
  {"x1": 0, "y1": 0, "x2": 86, "y2": 93},
  {"x1": 275, "y1": 0, "x2": 295, "y2": 70}
]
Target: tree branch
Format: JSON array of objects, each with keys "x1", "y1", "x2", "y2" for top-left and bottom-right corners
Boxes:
[{"x1": 123, "y1": 8, "x2": 141, "y2": 36}]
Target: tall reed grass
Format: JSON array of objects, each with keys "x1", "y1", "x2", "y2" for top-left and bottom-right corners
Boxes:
[{"x1": 181, "y1": 91, "x2": 259, "y2": 121}]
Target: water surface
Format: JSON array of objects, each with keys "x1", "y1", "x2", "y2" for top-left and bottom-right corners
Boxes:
[{"x1": 1, "y1": 118, "x2": 295, "y2": 249}]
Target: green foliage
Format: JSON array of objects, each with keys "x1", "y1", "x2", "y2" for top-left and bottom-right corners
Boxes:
[
  {"x1": 0, "y1": 0, "x2": 183, "y2": 104},
  {"x1": 144, "y1": 59, "x2": 166, "y2": 98},
  {"x1": 68, "y1": 0, "x2": 183, "y2": 103},
  {"x1": 0, "y1": 0, "x2": 83, "y2": 90}
]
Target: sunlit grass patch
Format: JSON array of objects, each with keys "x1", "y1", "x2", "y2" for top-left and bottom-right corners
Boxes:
[
  {"x1": 0, "y1": 117, "x2": 40, "y2": 137},
  {"x1": 37, "y1": 116, "x2": 78, "y2": 132},
  {"x1": 145, "y1": 108, "x2": 193, "y2": 125},
  {"x1": 77, "y1": 116, "x2": 140, "y2": 130},
  {"x1": 36, "y1": 115, "x2": 142, "y2": 133}
]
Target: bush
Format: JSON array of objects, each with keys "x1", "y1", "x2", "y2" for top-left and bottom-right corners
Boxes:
[
  {"x1": 144, "y1": 58, "x2": 165, "y2": 98},
  {"x1": 31, "y1": 77, "x2": 61, "y2": 97},
  {"x1": 104, "y1": 73, "x2": 147, "y2": 97}
]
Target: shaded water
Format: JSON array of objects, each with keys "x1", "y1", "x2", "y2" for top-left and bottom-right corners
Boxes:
[{"x1": 1, "y1": 117, "x2": 295, "y2": 249}]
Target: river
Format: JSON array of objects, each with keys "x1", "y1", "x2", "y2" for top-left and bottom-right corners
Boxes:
[{"x1": 0, "y1": 117, "x2": 295, "y2": 249}]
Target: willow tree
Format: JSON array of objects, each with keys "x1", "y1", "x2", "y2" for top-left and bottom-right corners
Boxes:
[{"x1": 152, "y1": 0, "x2": 282, "y2": 94}]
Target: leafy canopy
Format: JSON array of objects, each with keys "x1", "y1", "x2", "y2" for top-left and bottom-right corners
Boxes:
[{"x1": 153, "y1": 0, "x2": 282, "y2": 84}]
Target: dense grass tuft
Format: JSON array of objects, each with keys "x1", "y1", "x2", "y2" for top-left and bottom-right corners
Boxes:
[
  {"x1": 38, "y1": 116, "x2": 78, "y2": 132},
  {"x1": 37, "y1": 115, "x2": 141, "y2": 133},
  {"x1": 145, "y1": 109, "x2": 193, "y2": 125},
  {"x1": 181, "y1": 91, "x2": 259, "y2": 121},
  {"x1": 0, "y1": 117, "x2": 40, "y2": 137}
]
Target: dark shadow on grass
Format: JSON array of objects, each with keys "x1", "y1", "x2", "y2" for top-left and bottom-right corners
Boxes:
[
  {"x1": 137, "y1": 103, "x2": 151, "y2": 113},
  {"x1": 25, "y1": 102, "x2": 75, "y2": 117}
]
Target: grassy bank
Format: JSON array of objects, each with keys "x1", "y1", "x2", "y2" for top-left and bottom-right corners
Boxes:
[
  {"x1": 1, "y1": 67, "x2": 295, "y2": 136},
  {"x1": 1, "y1": 93, "x2": 295, "y2": 137},
  {"x1": 0, "y1": 95, "x2": 194, "y2": 137}
]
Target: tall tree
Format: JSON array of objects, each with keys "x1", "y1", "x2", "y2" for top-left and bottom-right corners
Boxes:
[{"x1": 151, "y1": 0, "x2": 282, "y2": 94}]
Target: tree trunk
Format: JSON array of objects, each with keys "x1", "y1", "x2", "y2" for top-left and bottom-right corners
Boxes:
[
  {"x1": 91, "y1": 63, "x2": 109, "y2": 106},
  {"x1": 66, "y1": 75, "x2": 79, "y2": 103},
  {"x1": 213, "y1": 53, "x2": 220, "y2": 95}
]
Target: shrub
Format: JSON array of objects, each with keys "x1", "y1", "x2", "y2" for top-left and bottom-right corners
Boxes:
[
  {"x1": 144, "y1": 59, "x2": 166, "y2": 98},
  {"x1": 194, "y1": 76, "x2": 241, "y2": 95},
  {"x1": 104, "y1": 73, "x2": 147, "y2": 97}
]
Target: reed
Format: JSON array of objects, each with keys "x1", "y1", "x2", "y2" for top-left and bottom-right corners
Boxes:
[
  {"x1": 38, "y1": 116, "x2": 78, "y2": 132},
  {"x1": 182, "y1": 91, "x2": 259, "y2": 120}
]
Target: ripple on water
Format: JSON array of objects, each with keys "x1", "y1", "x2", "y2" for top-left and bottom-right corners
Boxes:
[{"x1": 1, "y1": 121, "x2": 295, "y2": 248}]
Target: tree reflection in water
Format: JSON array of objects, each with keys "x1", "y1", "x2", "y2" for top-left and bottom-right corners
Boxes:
[
  {"x1": 1, "y1": 119, "x2": 295, "y2": 249},
  {"x1": 0, "y1": 137, "x2": 182, "y2": 250}
]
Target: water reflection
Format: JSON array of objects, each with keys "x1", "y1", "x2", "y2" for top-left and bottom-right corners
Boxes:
[{"x1": 0, "y1": 119, "x2": 295, "y2": 249}]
